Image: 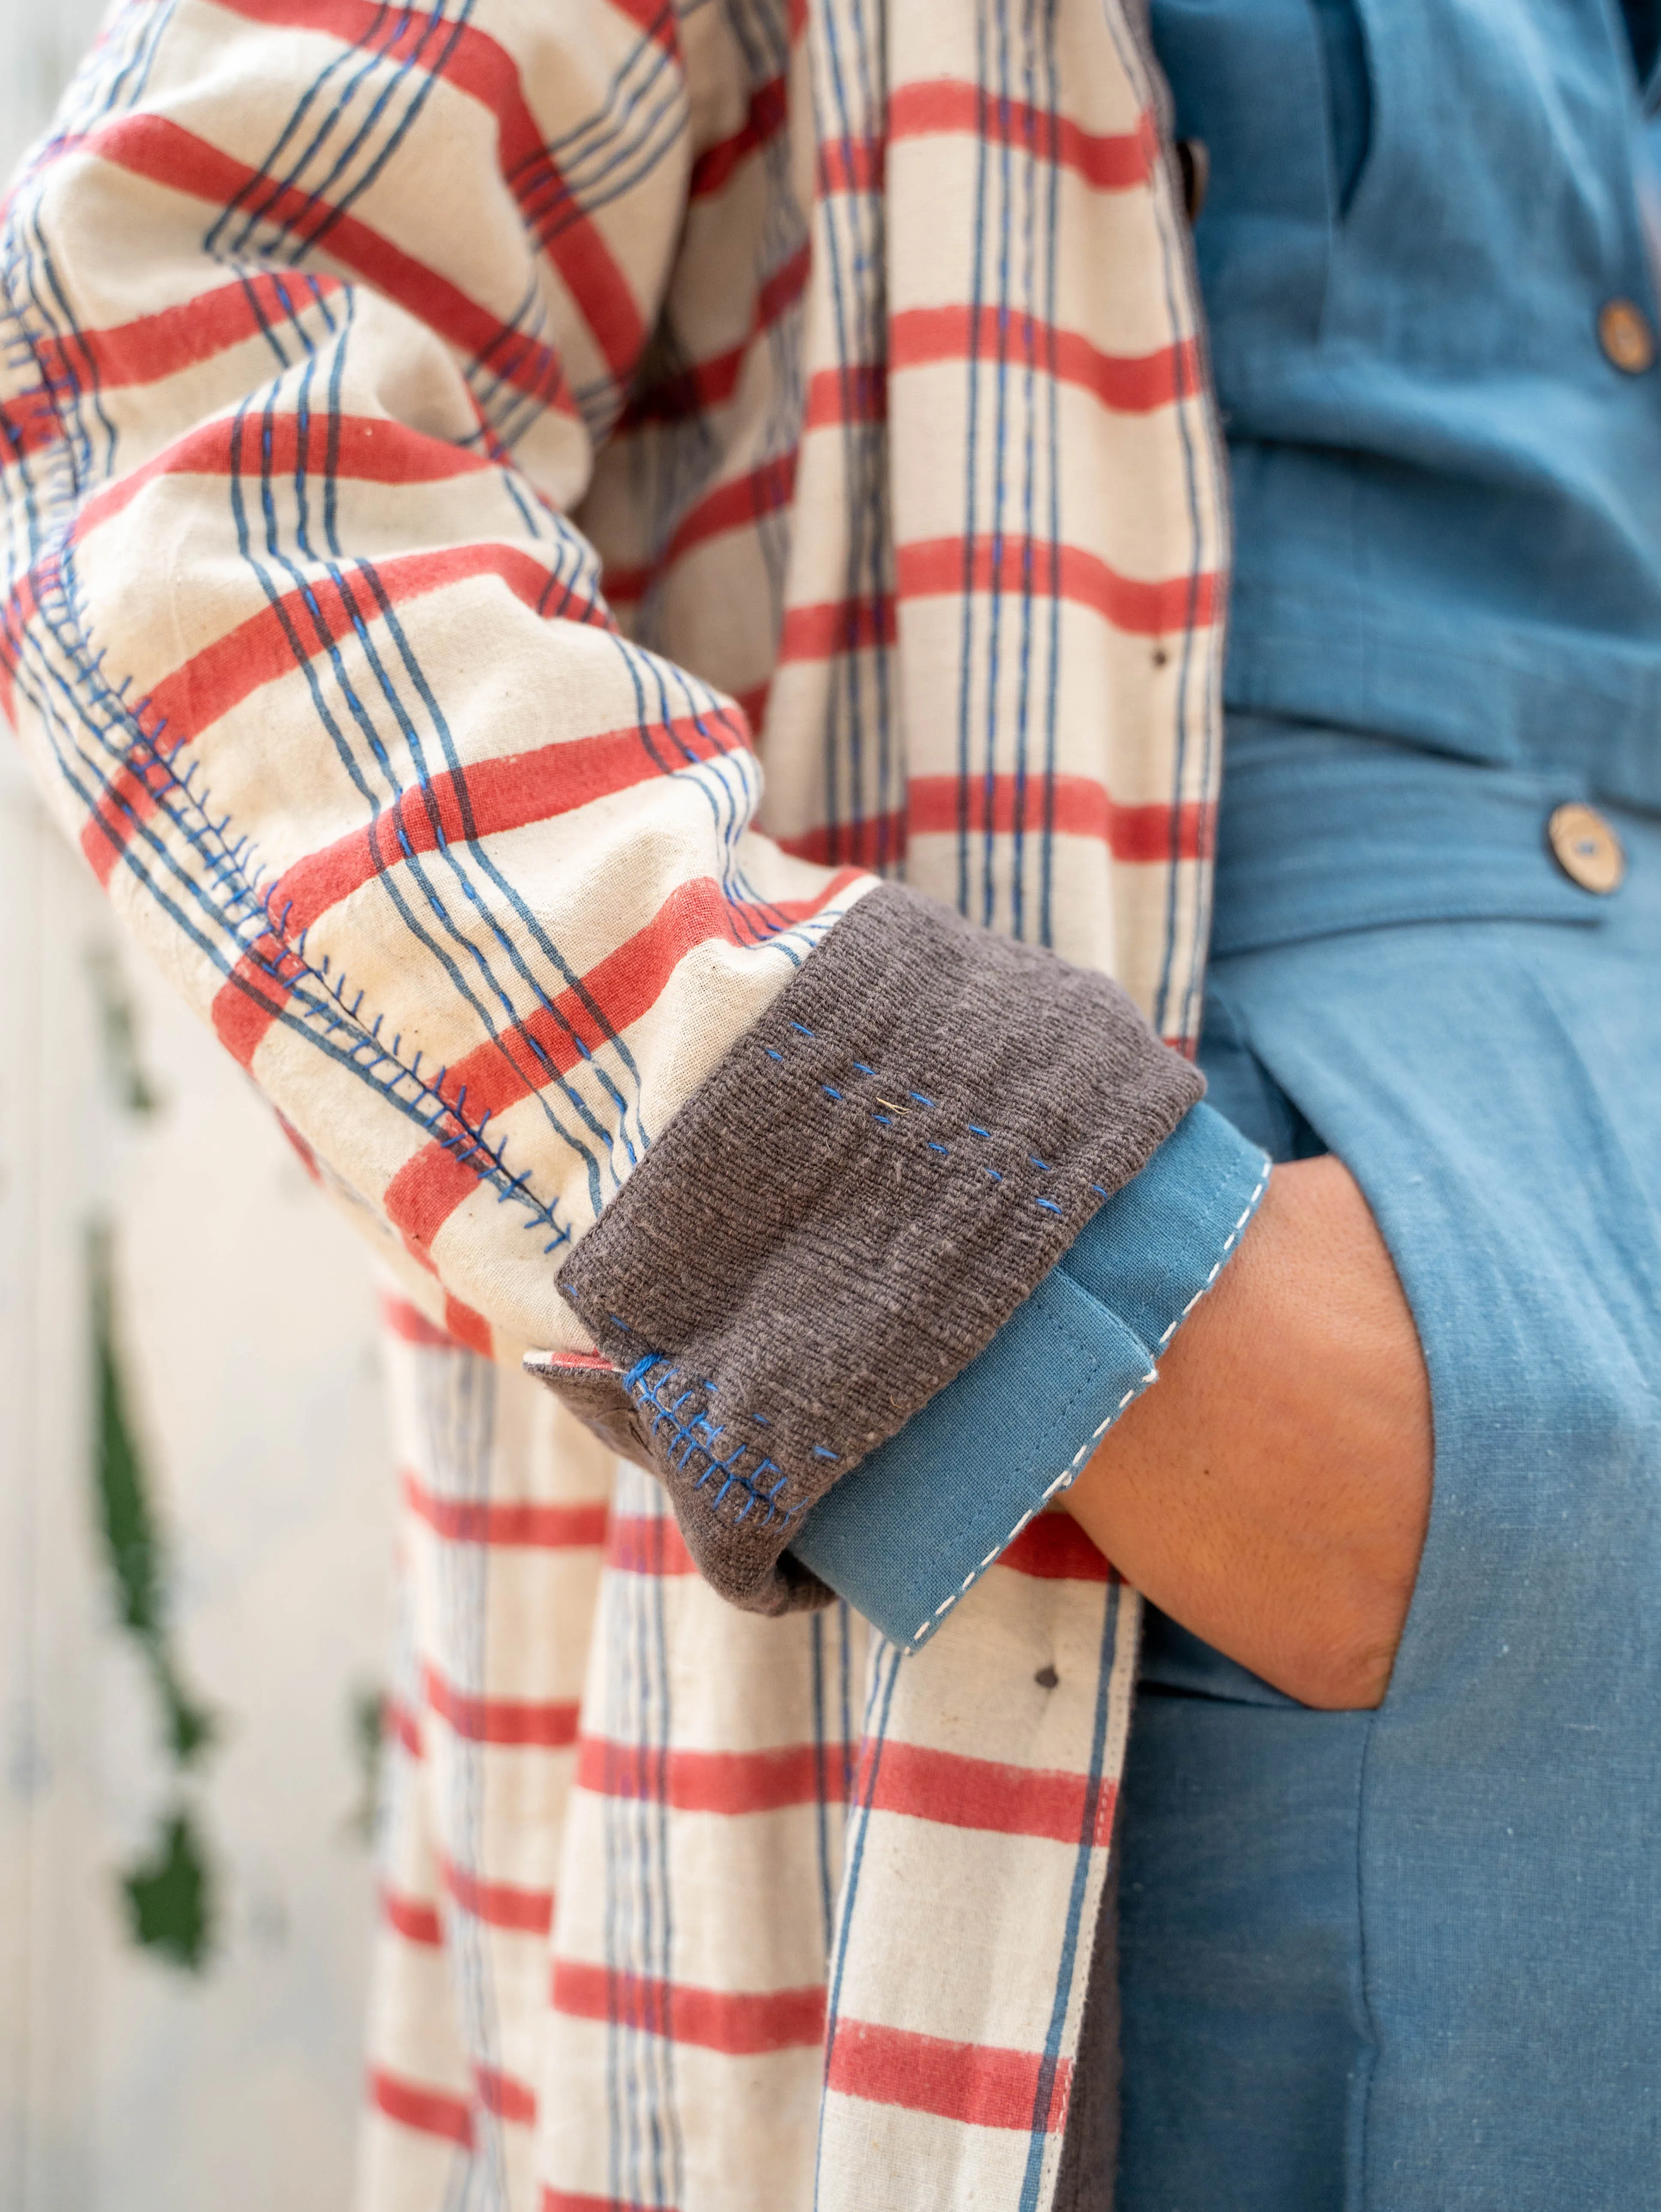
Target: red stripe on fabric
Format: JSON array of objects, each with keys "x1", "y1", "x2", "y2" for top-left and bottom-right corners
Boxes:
[
  {"x1": 617, "y1": 242, "x2": 809, "y2": 426},
  {"x1": 543, "y1": 2194, "x2": 682, "y2": 2212},
  {"x1": 606, "y1": 1512, "x2": 696, "y2": 1576},
  {"x1": 817, "y1": 136, "x2": 883, "y2": 194},
  {"x1": 385, "y1": 1696, "x2": 424, "y2": 1759},
  {"x1": 475, "y1": 2064, "x2": 537, "y2": 2125},
  {"x1": 0, "y1": 386, "x2": 60, "y2": 462},
  {"x1": 597, "y1": 0, "x2": 680, "y2": 50},
  {"x1": 895, "y1": 535, "x2": 1218, "y2": 638},
  {"x1": 380, "y1": 1292, "x2": 462, "y2": 1350},
  {"x1": 776, "y1": 783, "x2": 1212, "y2": 868},
  {"x1": 382, "y1": 1885, "x2": 444, "y2": 1947},
  {"x1": 691, "y1": 72, "x2": 787, "y2": 197},
  {"x1": 601, "y1": 448, "x2": 799, "y2": 598},
  {"x1": 998, "y1": 1513, "x2": 1114, "y2": 1582},
  {"x1": 777, "y1": 592, "x2": 895, "y2": 663},
  {"x1": 403, "y1": 1466, "x2": 609, "y2": 1551},
  {"x1": 826, "y1": 2018, "x2": 1072, "y2": 2132},
  {"x1": 890, "y1": 306, "x2": 1198, "y2": 413},
  {"x1": 804, "y1": 360, "x2": 886, "y2": 429},
  {"x1": 577, "y1": 1735, "x2": 850, "y2": 1814},
  {"x1": 864, "y1": 1741, "x2": 1118, "y2": 1847},
  {"x1": 91, "y1": 114, "x2": 574, "y2": 408},
  {"x1": 185, "y1": 0, "x2": 647, "y2": 378},
  {"x1": 888, "y1": 81, "x2": 1155, "y2": 191},
  {"x1": 731, "y1": 677, "x2": 771, "y2": 731},
  {"x1": 442, "y1": 1854, "x2": 555, "y2": 1935},
  {"x1": 0, "y1": 570, "x2": 35, "y2": 726},
  {"x1": 85, "y1": 540, "x2": 583, "y2": 887},
  {"x1": 273, "y1": 1108, "x2": 322, "y2": 1183},
  {"x1": 552, "y1": 1960, "x2": 826, "y2": 2053},
  {"x1": 423, "y1": 1663, "x2": 580, "y2": 1750},
  {"x1": 150, "y1": 541, "x2": 565, "y2": 737},
  {"x1": 368, "y1": 2067, "x2": 473, "y2": 2146},
  {"x1": 36, "y1": 269, "x2": 342, "y2": 396},
  {"x1": 209, "y1": 707, "x2": 740, "y2": 1065},
  {"x1": 668, "y1": 449, "x2": 797, "y2": 563},
  {"x1": 908, "y1": 775, "x2": 1214, "y2": 861},
  {"x1": 77, "y1": 410, "x2": 489, "y2": 541},
  {"x1": 443, "y1": 1296, "x2": 494, "y2": 1358},
  {"x1": 772, "y1": 811, "x2": 907, "y2": 870},
  {"x1": 598, "y1": 564, "x2": 647, "y2": 606},
  {"x1": 607, "y1": 449, "x2": 798, "y2": 598},
  {"x1": 381, "y1": 868, "x2": 860, "y2": 1265}
]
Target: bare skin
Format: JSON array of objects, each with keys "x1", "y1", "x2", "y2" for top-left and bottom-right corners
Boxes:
[{"x1": 1060, "y1": 1154, "x2": 1434, "y2": 1711}]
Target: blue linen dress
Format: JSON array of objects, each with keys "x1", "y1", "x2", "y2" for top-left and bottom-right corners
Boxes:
[{"x1": 1116, "y1": 3, "x2": 1661, "y2": 2204}]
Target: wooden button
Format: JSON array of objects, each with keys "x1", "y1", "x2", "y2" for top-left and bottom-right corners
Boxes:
[
  {"x1": 1599, "y1": 297, "x2": 1656, "y2": 374},
  {"x1": 1177, "y1": 138, "x2": 1209, "y2": 223},
  {"x1": 1547, "y1": 802, "x2": 1625, "y2": 894}
]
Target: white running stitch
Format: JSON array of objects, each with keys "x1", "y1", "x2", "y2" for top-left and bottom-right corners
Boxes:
[
  {"x1": 1153, "y1": 1159, "x2": 1271, "y2": 1351},
  {"x1": 904, "y1": 1158, "x2": 1272, "y2": 1651}
]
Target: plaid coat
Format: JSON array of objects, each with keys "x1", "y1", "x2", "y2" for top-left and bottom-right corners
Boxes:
[{"x1": 0, "y1": 0, "x2": 1225, "y2": 2202}]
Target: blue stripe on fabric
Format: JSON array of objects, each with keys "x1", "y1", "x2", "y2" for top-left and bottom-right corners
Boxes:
[
  {"x1": 846, "y1": 0, "x2": 900, "y2": 870},
  {"x1": 1017, "y1": 1575, "x2": 1123, "y2": 2212},
  {"x1": 353, "y1": 565, "x2": 649, "y2": 1183},
  {"x1": 1038, "y1": 0, "x2": 1065, "y2": 950},
  {"x1": 268, "y1": 5, "x2": 475, "y2": 263},
  {"x1": 981, "y1": 0, "x2": 1014, "y2": 933},
  {"x1": 651, "y1": 1498, "x2": 685, "y2": 2206},
  {"x1": 1009, "y1": 4, "x2": 1044, "y2": 944},
  {"x1": 0, "y1": 240, "x2": 547, "y2": 1252},
  {"x1": 243, "y1": 339, "x2": 674, "y2": 1188},
  {"x1": 225, "y1": 414, "x2": 617, "y2": 1210},
  {"x1": 810, "y1": 1609, "x2": 836, "y2": 1953},
  {"x1": 814, "y1": 1635, "x2": 904, "y2": 2212},
  {"x1": 954, "y1": 14, "x2": 993, "y2": 921},
  {"x1": 1104, "y1": 6, "x2": 1215, "y2": 1047},
  {"x1": 207, "y1": 2, "x2": 415, "y2": 259},
  {"x1": 814, "y1": 0, "x2": 880, "y2": 871}
]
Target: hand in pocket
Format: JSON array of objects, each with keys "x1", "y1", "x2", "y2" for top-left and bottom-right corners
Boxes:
[{"x1": 1063, "y1": 1154, "x2": 1432, "y2": 1709}]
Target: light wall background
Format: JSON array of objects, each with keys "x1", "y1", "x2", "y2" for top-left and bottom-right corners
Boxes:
[{"x1": 0, "y1": 6, "x2": 394, "y2": 2205}]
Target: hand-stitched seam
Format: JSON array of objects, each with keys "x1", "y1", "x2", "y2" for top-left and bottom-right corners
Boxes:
[
  {"x1": 903, "y1": 1363, "x2": 1156, "y2": 1651},
  {"x1": 758, "y1": 1028, "x2": 1104, "y2": 1225},
  {"x1": 1153, "y1": 1159, "x2": 1269, "y2": 1351},
  {"x1": 620, "y1": 1351, "x2": 837, "y2": 1531},
  {"x1": 0, "y1": 264, "x2": 575, "y2": 1256},
  {"x1": 901, "y1": 1159, "x2": 1271, "y2": 1651}
]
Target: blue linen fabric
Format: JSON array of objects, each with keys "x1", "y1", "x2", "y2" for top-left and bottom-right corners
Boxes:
[
  {"x1": 801, "y1": 0, "x2": 1661, "y2": 1660},
  {"x1": 1150, "y1": 0, "x2": 1661, "y2": 805},
  {"x1": 1115, "y1": 729, "x2": 1661, "y2": 2209},
  {"x1": 1111, "y1": 10, "x2": 1661, "y2": 2188},
  {"x1": 788, "y1": 1102, "x2": 1269, "y2": 1651}
]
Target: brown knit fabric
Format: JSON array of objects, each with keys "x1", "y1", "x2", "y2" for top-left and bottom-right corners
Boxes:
[{"x1": 533, "y1": 882, "x2": 1203, "y2": 1612}]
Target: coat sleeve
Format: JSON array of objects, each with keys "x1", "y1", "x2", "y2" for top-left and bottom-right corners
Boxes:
[
  {"x1": 0, "y1": 0, "x2": 871, "y2": 1349},
  {"x1": 1, "y1": 0, "x2": 1205, "y2": 1614}
]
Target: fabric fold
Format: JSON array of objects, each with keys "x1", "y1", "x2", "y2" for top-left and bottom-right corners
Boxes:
[{"x1": 533, "y1": 882, "x2": 1204, "y2": 1612}]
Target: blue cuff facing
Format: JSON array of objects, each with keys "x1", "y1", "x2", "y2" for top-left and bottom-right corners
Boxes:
[{"x1": 787, "y1": 1101, "x2": 1271, "y2": 1651}]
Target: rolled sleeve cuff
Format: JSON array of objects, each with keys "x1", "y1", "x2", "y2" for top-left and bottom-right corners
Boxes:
[{"x1": 787, "y1": 1102, "x2": 1271, "y2": 1651}]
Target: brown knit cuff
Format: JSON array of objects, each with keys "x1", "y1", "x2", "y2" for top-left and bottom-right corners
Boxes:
[{"x1": 527, "y1": 883, "x2": 1203, "y2": 1614}]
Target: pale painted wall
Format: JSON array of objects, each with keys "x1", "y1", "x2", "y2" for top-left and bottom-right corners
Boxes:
[{"x1": 0, "y1": 6, "x2": 395, "y2": 2204}]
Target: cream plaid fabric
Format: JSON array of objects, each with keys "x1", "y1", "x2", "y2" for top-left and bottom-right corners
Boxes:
[{"x1": 0, "y1": 0, "x2": 1224, "y2": 2200}]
